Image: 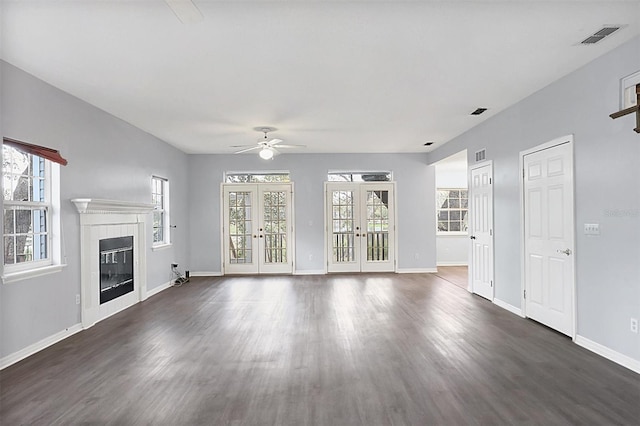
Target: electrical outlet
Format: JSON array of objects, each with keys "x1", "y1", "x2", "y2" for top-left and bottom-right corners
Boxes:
[
  {"x1": 75, "y1": 294, "x2": 80, "y2": 305},
  {"x1": 631, "y1": 318, "x2": 638, "y2": 334}
]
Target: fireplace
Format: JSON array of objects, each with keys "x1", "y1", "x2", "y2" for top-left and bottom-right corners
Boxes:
[
  {"x1": 100, "y1": 236, "x2": 134, "y2": 304},
  {"x1": 72, "y1": 198, "x2": 154, "y2": 329}
]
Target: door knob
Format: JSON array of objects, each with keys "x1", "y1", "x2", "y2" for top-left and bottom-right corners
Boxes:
[
  {"x1": 356, "y1": 234, "x2": 360, "y2": 237},
  {"x1": 259, "y1": 235, "x2": 263, "y2": 238},
  {"x1": 557, "y1": 248, "x2": 572, "y2": 256},
  {"x1": 470, "y1": 235, "x2": 476, "y2": 240}
]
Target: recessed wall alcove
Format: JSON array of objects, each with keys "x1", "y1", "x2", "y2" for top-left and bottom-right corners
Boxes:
[{"x1": 71, "y1": 199, "x2": 154, "y2": 329}]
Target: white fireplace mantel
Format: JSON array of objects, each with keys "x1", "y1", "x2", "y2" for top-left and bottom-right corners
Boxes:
[
  {"x1": 71, "y1": 198, "x2": 154, "y2": 215},
  {"x1": 72, "y1": 198, "x2": 154, "y2": 329}
]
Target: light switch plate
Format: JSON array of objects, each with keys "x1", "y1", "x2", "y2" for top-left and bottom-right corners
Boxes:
[{"x1": 584, "y1": 223, "x2": 600, "y2": 235}]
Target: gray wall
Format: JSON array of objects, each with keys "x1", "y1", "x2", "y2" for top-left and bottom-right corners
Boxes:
[
  {"x1": 188, "y1": 153, "x2": 436, "y2": 274},
  {"x1": 1, "y1": 61, "x2": 189, "y2": 359},
  {"x1": 428, "y1": 36, "x2": 640, "y2": 361}
]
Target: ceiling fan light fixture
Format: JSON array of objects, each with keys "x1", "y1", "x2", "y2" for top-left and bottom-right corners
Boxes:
[{"x1": 259, "y1": 147, "x2": 274, "y2": 160}]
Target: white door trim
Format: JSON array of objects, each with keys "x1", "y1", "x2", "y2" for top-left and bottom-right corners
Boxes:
[
  {"x1": 468, "y1": 160, "x2": 494, "y2": 299},
  {"x1": 519, "y1": 134, "x2": 577, "y2": 340}
]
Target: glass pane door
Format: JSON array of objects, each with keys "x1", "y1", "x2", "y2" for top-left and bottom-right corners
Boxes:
[
  {"x1": 223, "y1": 183, "x2": 293, "y2": 275},
  {"x1": 258, "y1": 185, "x2": 293, "y2": 273},
  {"x1": 360, "y1": 183, "x2": 395, "y2": 272},
  {"x1": 223, "y1": 184, "x2": 258, "y2": 274},
  {"x1": 332, "y1": 189, "x2": 357, "y2": 264},
  {"x1": 326, "y1": 182, "x2": 395, "y2": 273},
  {"x1": 365, "y1": 190, "x2": 390, "y2": 261},
  {"x1": 228, "y1": 191, "x2": 253, "y2": 264}
]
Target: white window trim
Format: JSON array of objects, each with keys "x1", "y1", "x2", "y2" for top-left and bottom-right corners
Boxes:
[
  {"x1": 2, "y1": 263, "x2": 67, "y2": 284},
  {"x1": 224, "y1": 170, "x2": 291, "y2": 183},
  {"x1": 151, "y1": 176, "x2": 170, "y2": 247},
  {"x1": 2, "y1": 151, "x2": 64, "y2": 280},
  {"x1": 436, "y1": 231, "x2": 469, "y2": 237},
  {"x1": 620, "y1": 70, "x2": 640, "y2": 109}
]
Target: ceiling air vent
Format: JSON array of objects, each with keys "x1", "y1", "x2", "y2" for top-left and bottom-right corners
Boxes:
[
  {"x1": 580, "y1": 26, "x2": 621, "y2": 44},
  {"x1": 471, "y1": 108, "x2": 488, "y2": 116},
  {"x1": 475, "y1": 149, "x2": 486, "y2": 162}
]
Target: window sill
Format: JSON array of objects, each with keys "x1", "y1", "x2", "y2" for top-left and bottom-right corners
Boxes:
[
  {"x1": 2, "y1": 264, "x2": 67, "y2": 284},
  {"x1": 151, "y1": 243, "x2": 172, "y2": 251},
  {"x1": 437, "y1": 232, "x2": 469, "y2": 237}
]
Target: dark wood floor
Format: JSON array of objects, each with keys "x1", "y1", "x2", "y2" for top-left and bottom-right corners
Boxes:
[
  {"x1": 1, "y1": 274, "x2": 639, "y2": 425},
  {"x1": 435, "y1": 265, "x2": 468, "y2": 289}
]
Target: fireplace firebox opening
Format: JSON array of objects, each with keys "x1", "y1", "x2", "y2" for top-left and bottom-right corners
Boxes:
[{"x1": 99, "y1": 236, "x2": 134, "y2": 304}]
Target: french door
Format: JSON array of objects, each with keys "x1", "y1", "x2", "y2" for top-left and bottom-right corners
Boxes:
[
  {"x1": 222, "y1": 183, "x2": 293, "y2": 274},
  {"x1": 325, "y1": 182, "x2": 395, "y2": 273}
]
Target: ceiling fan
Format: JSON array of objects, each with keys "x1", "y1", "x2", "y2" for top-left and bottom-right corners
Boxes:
[{"x1": 231, "y1": 127, "x2": 305, "y2": 159}]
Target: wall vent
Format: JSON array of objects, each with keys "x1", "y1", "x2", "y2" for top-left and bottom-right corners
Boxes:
[
  {"x1": 580, "y1": 26, "x2": 621, "y2": 44},
  {"x1": 475, "y1": 149, "x2": 486, "y2": 162}
]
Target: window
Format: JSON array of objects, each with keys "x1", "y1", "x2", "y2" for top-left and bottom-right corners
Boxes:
[
  {"x1": 437, "y1": 189, "x2": 468, "y2": 233},
  {"x1": 225, "y1": 172, "x2": 290, "y2": 183},
  {"x1": 152, "y1": 176, "x2": 170, "y2": 246},
  {"x1": 327, "y1": 171, "x2": 391, "y2": 182},
  {"x1": 3, "y1": 145, "x2": 60, "y2": 274}
]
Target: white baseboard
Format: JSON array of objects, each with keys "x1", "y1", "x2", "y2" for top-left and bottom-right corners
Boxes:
[
  {"x1": 146, "y1": 280, "x2": 173, "y2": 298},
  {"x1": 575, "y1": 335, "x2": 640, "y2": 374},
  {"x1": 493, "y1": 298, "x2": 525, "y2": 318},
  {"x1": 190, "y1": 271, "x2": 223, "y2": 277},
  {"x1": 436, "y1": 262, "x2": 468, "y2": 267},
  {"x1": 396, "y1": 268, "x2": 438, "y2": 274},
  {"x1": 293, "y1": 269, "x2": 326, "y2": 275},
  {"x1": 0, "y1": 323, "x2": 83, "y2": 370}
]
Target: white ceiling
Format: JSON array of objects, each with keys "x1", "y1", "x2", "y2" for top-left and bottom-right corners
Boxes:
[{"x1": 1, "y1": 1, "x2": 639, "y2": 154}]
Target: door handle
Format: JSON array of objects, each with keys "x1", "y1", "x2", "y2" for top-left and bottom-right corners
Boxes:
[
  {"x1": 356, "y1": 234, "x2": 360, "y2": 237},
  {"x1": 470, "y1": 235, "x2": 476, "y2": 240},
  {"x1": 557, "y1": 248, "x2": 572, "y2": 256},
  {"x1": 259, "y1": 235, "x2": 263, "y2": 238}
]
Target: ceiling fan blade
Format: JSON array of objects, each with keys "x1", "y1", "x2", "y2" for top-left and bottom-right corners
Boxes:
[
  {"x1": 266, "y1": 138, "x2": 284, "y2": 146},
  {"x1": 274, "y1": 144, "x2": 306, "y2": 148},
  {"x1": 230, "y1": 144, "x2": 257, "y2": 148},
  {"x1": 234, "y1": 146, "x2": 261, "y2": 154}
]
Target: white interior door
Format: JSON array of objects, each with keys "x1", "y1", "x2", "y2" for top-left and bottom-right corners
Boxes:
[
  {"x1": 223, "y1": 183, "x2": 293, "y2": 275},
  {"x1": 469, "y1": 163, "x2": 494, "y2": 300},
  {"x1": 326, "y1": 182, "x2": 395, "y2": 273},
  {"x1": 524, "y1": 141, "x2": 575, "y2": 336}
]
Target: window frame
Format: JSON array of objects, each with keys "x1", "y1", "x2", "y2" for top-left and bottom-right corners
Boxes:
[
  {"x1": 327, "y1": 171, "x2": 392, "y2": 182},
  {"x1": 224, "y1": 171, "x2": 291, "y2": 183},
  {"x1": 151, "y1": 176, "x2": 170, "y2": 248},
  {"x1": 2, "y1": 145, "x2": 64, "y2": 281},
  {"x1": 436, "y1": 188, "x2": 469, "y2": 235}
]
